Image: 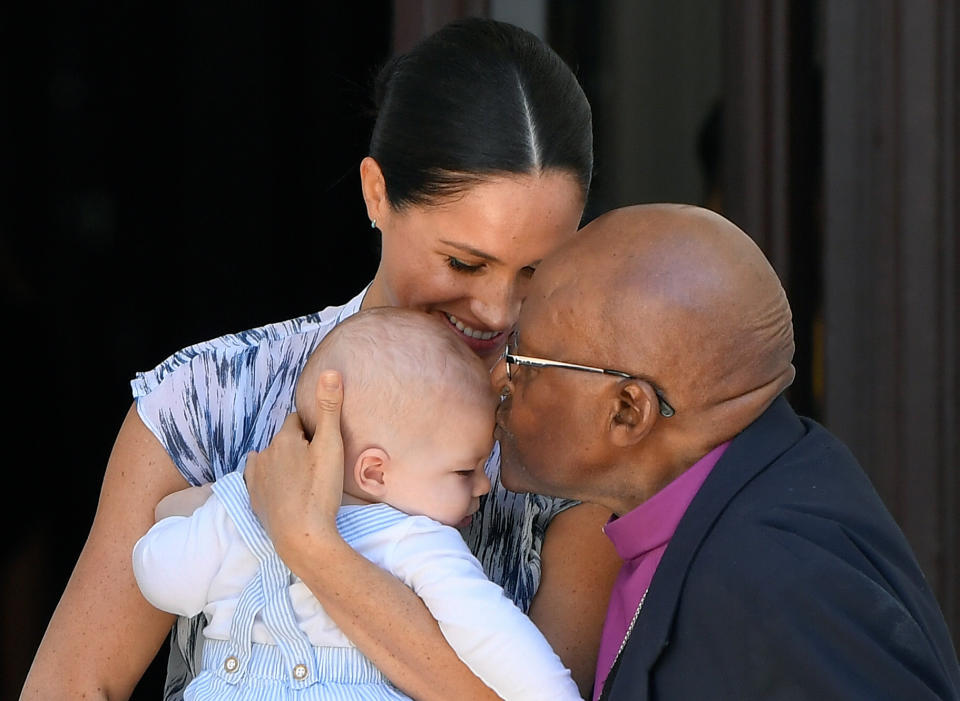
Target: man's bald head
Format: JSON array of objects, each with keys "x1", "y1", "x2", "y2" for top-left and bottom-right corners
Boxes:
[
  {"x1": 539, "y1": 203, "x2": 795, "y2": 438},
  {"x1": 495, "y1": 203, "x2": 797, "y2": 508}
]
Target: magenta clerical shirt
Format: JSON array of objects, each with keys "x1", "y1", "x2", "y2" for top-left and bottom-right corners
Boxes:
[{"x1": 592, "y1": 441, "x2": 730, "y2": 700}]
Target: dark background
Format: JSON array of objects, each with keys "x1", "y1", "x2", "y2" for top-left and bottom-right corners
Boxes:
[
  {"x1": 4, "y1": 1, "x2": 958, "y2": 698},
  {"x1": 3, "y1": 3, "x2": 390, "y2": 695}
]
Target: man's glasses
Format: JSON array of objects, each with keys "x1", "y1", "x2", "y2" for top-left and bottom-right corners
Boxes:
[{"x1": 503, "y1": 332, "x2": 676, "y2": 418}]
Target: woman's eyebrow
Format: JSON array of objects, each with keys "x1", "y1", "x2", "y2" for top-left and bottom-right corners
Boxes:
[{"x1": 439, "y1": 239, "x2": 503, "y2": 264}]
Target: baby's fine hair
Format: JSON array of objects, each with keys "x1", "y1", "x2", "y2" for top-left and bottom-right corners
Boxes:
[{"x1": 296, "y1": 308, "x2": 491, "y2": 446}]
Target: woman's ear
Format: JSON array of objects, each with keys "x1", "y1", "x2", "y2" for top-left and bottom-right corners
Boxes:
[
  {"x1": 359, "y1": 156, "x2": 389, "y2": 225},
  {"x1": 353, "y1": 447, "x2": 391, "y2": 500},
  {"x1": 608, "y1": 381, "x2": 658, "y2": 448}
]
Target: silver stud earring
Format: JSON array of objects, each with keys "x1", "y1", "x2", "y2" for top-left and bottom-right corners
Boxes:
[{"x1": 370, "y1": 219, "x2": 377, "y2": 229}]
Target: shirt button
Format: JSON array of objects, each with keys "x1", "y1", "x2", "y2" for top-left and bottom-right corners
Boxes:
[
  {"x1": 293, "y1": 663, "x2": 308, "y2": 680},
  {"x1": 224, "y1": 655, "x2": 240, "y2": 673}
]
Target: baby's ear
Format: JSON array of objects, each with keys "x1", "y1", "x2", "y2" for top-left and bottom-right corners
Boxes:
[{"x1": 354, "y1": 448, "x2": 390, "y2": 499}]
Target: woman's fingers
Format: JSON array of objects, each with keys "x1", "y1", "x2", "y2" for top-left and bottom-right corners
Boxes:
[
  {"x1": 244, "y1": 372, "x2": 347, "y2": 567},
  {"x1": 243, "y1": 451, "x2": 262, "y2": 513},
  {"x1": 309, "y1": 370, "x2": 345, "y2": 484},
  {"x1": 244, "y1": 413, "x2": 306, "y2": 532},
  {"x1": 312, "y1": 371, "x2": 343, "y2": 440}
]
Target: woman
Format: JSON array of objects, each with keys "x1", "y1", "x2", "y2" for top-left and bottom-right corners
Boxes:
[{"x1": 23, "y1": 17, "x2": 620, "y2": 700}]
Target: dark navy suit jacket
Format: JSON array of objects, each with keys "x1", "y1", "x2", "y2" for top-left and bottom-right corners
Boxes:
[{"x1": 601, "y1": 396, "x2": 960, "y2": 700}]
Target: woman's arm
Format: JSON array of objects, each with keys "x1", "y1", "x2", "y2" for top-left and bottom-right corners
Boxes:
[
  {"x1": 528, "y1": 503, "x2": 621, "y2": 698},
  {"x1": 244, "y1": 371, "x2": 500, "y2": 701},
  {"x1": 21, "y1": 403, "x2": 191, "y2": 700}
]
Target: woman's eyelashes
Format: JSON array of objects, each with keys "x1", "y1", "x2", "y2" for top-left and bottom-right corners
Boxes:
[
  {"x1": 447, "y1": 257, "x2": 538, "y2": 277},
  {"x1": 446, "y1": 256, "x2": 484, "y2": 273}
]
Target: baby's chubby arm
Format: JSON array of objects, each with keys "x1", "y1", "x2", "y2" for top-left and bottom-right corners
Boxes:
[
  {"x1": 385, "y1": 518, "x2": 584, "y2": 701},
  {"x1": 154, "y1": 482, "x2": 213, "y2": 520},
  {"x1": 132, "y1": 491, "x2": 230, "y2": 617}
]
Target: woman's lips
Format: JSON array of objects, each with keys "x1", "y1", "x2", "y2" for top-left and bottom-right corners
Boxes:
[
  {"x1": 442, "y1": 313, "x2": 504, "y2": 353},
  {"x1": 446, "y1": 313, "x2": 498, "y2": 340}
]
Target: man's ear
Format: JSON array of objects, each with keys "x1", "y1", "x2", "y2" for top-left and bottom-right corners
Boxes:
[
  {"x1": 359, "y1": 156, "x2": 389, "y2": 225},
  {"x1": 354, "y1": 447, "x2": 390, "y2": 499},
  {"x1": 608, "y1": 381, "x2": 658, "y2": 447}
]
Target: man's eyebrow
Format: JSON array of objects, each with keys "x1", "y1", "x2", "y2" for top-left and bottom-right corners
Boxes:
[{"x1": 439, "y1": 239, "x2": 503, "y2": 265}]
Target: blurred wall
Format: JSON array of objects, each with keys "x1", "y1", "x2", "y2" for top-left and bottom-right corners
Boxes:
[{"x1": 2, "y1": 3, "x2": 391, "y2": 697}]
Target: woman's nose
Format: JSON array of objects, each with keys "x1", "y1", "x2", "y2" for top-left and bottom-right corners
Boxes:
[{"x1": 470, "y1": 275, "x2": 519, "y2": 331}]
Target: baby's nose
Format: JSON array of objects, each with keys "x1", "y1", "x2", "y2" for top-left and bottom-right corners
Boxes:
[{"x1": 474, "y1": 469, "x2": 492, "y2": 497}]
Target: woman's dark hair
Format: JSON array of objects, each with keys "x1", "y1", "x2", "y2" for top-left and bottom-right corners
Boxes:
[{"x1": 370, "y1": 17, "x2": 593, "y2": 209}]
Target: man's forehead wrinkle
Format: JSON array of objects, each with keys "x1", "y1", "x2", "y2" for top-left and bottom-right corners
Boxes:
[{"x1": 544, "y1": 285, "x2": 588, "y2": 343}]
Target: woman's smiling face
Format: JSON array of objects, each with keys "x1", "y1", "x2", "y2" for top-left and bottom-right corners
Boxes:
[{"x1": 361, "y1": 160, "x2": 586, "y2": 364}]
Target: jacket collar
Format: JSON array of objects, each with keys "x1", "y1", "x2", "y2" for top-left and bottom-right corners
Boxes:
[{"x1": 601, "y1": 395, "x2": 806, "y2": 700}]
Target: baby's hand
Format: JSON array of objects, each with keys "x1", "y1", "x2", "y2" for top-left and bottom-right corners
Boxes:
[{"x1": 155, "y1": 484, "x2": 213, "y2": 521}]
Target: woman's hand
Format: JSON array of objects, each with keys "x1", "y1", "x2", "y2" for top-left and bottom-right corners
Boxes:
[{"x1": 244, "y1": 370, "x2": 345, "y2": 571}]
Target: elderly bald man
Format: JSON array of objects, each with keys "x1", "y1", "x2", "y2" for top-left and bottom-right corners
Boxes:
[{"x1": 493, "y1": 204, "x2": 960, "y2": 700}]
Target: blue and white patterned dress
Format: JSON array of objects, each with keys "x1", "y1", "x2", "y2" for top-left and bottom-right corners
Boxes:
[{"x1": 131, "y1": 287, "x2": 576, "y2": 701}]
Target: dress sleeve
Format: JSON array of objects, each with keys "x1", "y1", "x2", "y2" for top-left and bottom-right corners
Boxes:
[
  {"x1": 132, "y1": 493, "x2": 233, "y2": 617},
  {"x1": 133, "y1": 347, "x2": 267, "y2": 486},
  {"x1": 385, "y1": 517, "x2": 583, "y2": 701},
  {"x1": 131, "y1": 322, "x2": 326, "y2": 487}
]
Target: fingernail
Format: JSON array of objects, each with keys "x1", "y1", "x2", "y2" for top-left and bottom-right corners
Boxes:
[{"x1": 321, "y1": 371, "x2": 341, "y2": 390}]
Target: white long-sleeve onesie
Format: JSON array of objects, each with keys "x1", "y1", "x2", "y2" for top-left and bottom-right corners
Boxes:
[{"x1": 133, "y1": 472, "x2": 581, "y2": 700}]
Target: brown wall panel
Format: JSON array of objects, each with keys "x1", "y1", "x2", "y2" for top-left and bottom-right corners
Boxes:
[{"x1": 823, "y1": 0, "x2": 959, "y2": 636}]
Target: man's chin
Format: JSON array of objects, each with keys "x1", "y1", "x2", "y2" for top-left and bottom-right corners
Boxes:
[
  {"x1": 497, "y1": 427, "x2": 560, "y2": 496},
  {"x1": 499, "y1": 464, "x2": 531, "y2": 494},
  {"x1": 499, "y1": 449, "x2": 554, "y2": 496},
  {"x1": 497, "y1": 448, "x2": 534, "y2": 494}
]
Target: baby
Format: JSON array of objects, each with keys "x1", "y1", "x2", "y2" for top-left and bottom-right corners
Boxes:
[{"x1": 133, "y1": 307, "x2": 581, "y2": 700}]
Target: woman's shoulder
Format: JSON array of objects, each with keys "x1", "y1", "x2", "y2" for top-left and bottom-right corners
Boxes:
[{"x1": 131, "y1": 287, "x2": 367, "y2": 398}]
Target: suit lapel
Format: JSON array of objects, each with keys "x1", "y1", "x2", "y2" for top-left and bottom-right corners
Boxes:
[{"x1": 602, "y1": 396, "x2": 806, "y2": 699}]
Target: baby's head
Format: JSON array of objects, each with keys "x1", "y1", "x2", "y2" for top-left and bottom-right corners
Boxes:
[{"x1": 296, "y1": 308, "x2": 495, "y2": 527}]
